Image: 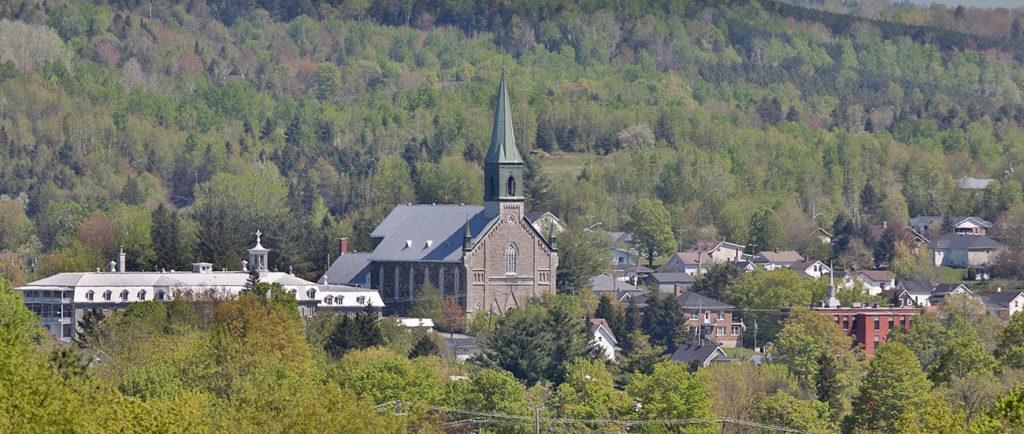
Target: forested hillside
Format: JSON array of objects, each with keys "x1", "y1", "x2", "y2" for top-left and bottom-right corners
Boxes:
[{"x1": 2, "y1": 0, "x2": 1024, "y2": 284}]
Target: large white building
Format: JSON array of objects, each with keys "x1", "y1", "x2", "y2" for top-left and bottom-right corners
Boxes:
[{"x1": 17, "y1": 232, "x2": 383, "y2": 342}]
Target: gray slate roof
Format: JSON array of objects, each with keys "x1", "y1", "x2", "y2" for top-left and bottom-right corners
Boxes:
[
  {"x1": 369, "y1": 204, "x2": 494, "y2": 262},
  {"x1": 669, "y1": 343, "x2": 728, "y2": 365},
  {"x1": 320, "y1": 252, "x2": 373, "y2": 286},
  {"x1": 590, "y1": 274, "x2": 639, "y2": 293},
  {"x1": 928, "y1": 234, "x2": 1002, "y2": 250},
  {"x1": 982, "y1": 290, "x2": 1024, "y2": 309},
  {"x1": 649, "y1": 272, "x2": 696, "y2": 284},
  {"x1": 676, "y1": 291, "x2": 734, "y2": 310},
  {"x1": 900, "y1": 280, "x2": 935, "y2": 295}
]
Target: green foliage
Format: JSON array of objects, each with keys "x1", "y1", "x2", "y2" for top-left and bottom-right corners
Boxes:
[
  {"x1": 625, "y1": 199, "x2": 675, "y2": 266},
  {"x1": 0, "y1": 277, "x2": 43, "y2": 346},
  {"x1": 335, "y1": 346, "x2": 444, "y2": 405},
  {"x1": 748, "y1": 207, "x2": 784, "y2": 253},
  {"x1": 848, "y1": 342, "x2": 934, "y2": 433},
  {"x1": 479, "y1": 294, "x2": 597, "y2": 385},
  {"x1": 723, "y1": 269, "x2": 826, "y2": 344},
  {"x1": 555, "y1": 224, "x2": 609, "y2": 295},
  {"x1": 616, "y1": 331, "x2": 666, "y2": 378},
  {"x1": 553, "y1": 359, "x2": 624, "y2": 421},
  {"x1": 995, "y1": 312, "x2": 1024, "y2": 369},
  {"x1": 691, "y1": 262, "x2": 740, "y2": 302},
  {"x1": 757, "y1": 391, "x2": 835, "y2": 434},
  {"x1": 443, "y1": 368, "x2": 532, "y2": 417},
  {"x1": 640, "y1": 291, "x2": 687, "y2": 352},
  {"x1": 928, "y1": 337, "x2": 998, "y2": 385},
  {"x1": 410, "y1": 281, "x2": 441, "y2": 322},
  {"x1": 773, "y1": 308, "x2": 860, "y2": 418},
  {"x1": 325, "y1": 306, "x2": 383, "y2": 359},
  {"x1": 972, "y1": 386, "x2": 1024, "y2": 433},
  {"x1": 626, "y1": 361, "x2": 716, "y2": 433},
  {"x1": 594, "y1": 294, "x2": 623, "y2": 334}
]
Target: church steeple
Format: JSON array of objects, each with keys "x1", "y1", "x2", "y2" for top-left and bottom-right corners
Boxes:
[
  {"x1": 485, "y1": 67, "x2": 523, "y2": 165},
  {"x1": 484, "y1": 67, "x2": 525, "y2": 219}
]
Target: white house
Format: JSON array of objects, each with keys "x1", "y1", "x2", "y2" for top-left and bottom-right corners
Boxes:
[
  {"x1": 590, "y1": 318, "x2": 619, "y2": 360},
  {"x1": 790, "y1": 260, "x2": 831, "y2": 279},
  {"x1": 754, "y1": 250, "x2": 804, "y2": 271},
  {"x1": 982, "y1": 290, "x2": 1024, "y2": 321},
  {"x1": 846, "y1": 270, "x2": 895, "y2": 296},
  {"x1": 657, "y1": 240, "x2": 753, "y2": 276}
]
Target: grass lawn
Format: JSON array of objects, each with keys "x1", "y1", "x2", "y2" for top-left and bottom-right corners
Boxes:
[{"x1": 537, "y1": 151, "x2": 601, "y2": 180}]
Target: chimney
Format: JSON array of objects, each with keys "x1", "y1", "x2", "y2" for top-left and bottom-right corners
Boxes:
[
  {"x1": 118, "y1": 246, "x2": 126, "y2": 272},
  {"x1": 339, "y1": 238, "x2": 348, "y2": 256}
]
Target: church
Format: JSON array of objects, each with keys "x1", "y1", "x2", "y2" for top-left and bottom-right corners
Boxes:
[{"x1": 322, "y1": 69, "x2": 558, "y2": 316}]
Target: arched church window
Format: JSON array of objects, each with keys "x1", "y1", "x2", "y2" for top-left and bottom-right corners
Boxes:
[
  {"x1": 507, "y1": 176, "x2": 516, "y2": 196},
  {"x1": 505, "y1": 243, "x2": 518, "y2": 274}
]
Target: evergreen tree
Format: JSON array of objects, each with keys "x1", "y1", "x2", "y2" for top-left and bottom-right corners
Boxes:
[
  {"x1": 621, "y1": 296, "x2": 642, "y2": 352},
  {"x1": 815, "y1": 350, "x2": 844, "y2": 420},
  {"x1": 594, "y1": 294, "x2": 623, "y2": 334},
  {"x1": 150, "y1": 204, "x2": 183, "y2": 270},
  {"x1": 120, "y1": 176, "x2": 145, "y2": 205},
  {"x1": 410, "y1": 282, "x2": 441, "y2": 322},
  {"x1": 243, "y1": 267, "x2": 260, "y2": 293},
  {"x1": 641, "y1": 292, "x2": 685, "y2": 352},
  {"x1": 692, "y1": 262, "x2": 740, "y2": 301},
  {"x1": 325, "y1": 306, "x2": 383, "y2": 359},
  {"x1": 409, "y1": 332, "x2": 443, "y2": 358},
  {"x1": 76, "y1": 309, "x2": 106, "y2": 347}
]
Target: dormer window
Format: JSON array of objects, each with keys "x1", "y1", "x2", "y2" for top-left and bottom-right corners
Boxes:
[
  {"x1": 103, "y1": 290, "x2": 112, "y2": 301},
  {"x1": 306, "y1": 288, "x2": 316, "y2": 299},
  {"x1": 356, "y1": 296, "x2": 366, "y2": 305},
  {"x1": 86, "y1": 290, "x2": 95, "y2": 301},
  {"x1": 138, "y1": 290, "x2": 147, "y2": 301},
  {"x1": 324, "y1": 296, "x2": 333, "y2": 305},
  {"x1": 156, "y1": 290, "x2": 165, "y2": 301},
  {"x1": 120, "y1": 290, "x2": 129, "y2": 301}
]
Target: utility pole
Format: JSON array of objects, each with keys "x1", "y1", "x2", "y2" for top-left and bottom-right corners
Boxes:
[{"x1": 530, "y1": 407, "x2": 541, "y2": 434}]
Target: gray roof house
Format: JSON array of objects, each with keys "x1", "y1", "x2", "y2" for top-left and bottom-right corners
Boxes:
[
  {"x1": 646, "y1": 272, "x2": 696, "y2": 292},
  {"x1": 669, "y1": 342, "x2": 729, "y2": 368},
  {"x1": 928, "y1": 233, "x2": 1003, "y2": 268},
  {"x1": 981, "y1": 290, "x2": 1024, "y2": 320}
]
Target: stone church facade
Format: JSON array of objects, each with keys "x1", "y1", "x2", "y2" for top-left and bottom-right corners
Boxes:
[{"x1": 322, "y1": 69, "x2": 557, "y2": 316}]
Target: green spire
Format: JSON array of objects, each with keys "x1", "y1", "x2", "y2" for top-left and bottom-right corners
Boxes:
[
  {"x1": 463, "y1": 218, "x2": 473, "y2": 251},
  {"x1": 485, "y1": 67, "x2": 523, "y2": 164}
]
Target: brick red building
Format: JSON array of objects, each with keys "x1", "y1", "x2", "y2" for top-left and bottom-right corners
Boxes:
[
  {"x1": 786, "y1": 272, "x2": 920, "y2": 356},
  {"x1": 676, "y1": 290, "x2": 743, "y2": 348},
  {"x1": 813, "y1": 305, "x2": 919, "y2": 355}
]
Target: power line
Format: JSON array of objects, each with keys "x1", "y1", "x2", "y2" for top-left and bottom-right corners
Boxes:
[{"x1": 374, "y1": 403, "x2": 810, "y2": 433}]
